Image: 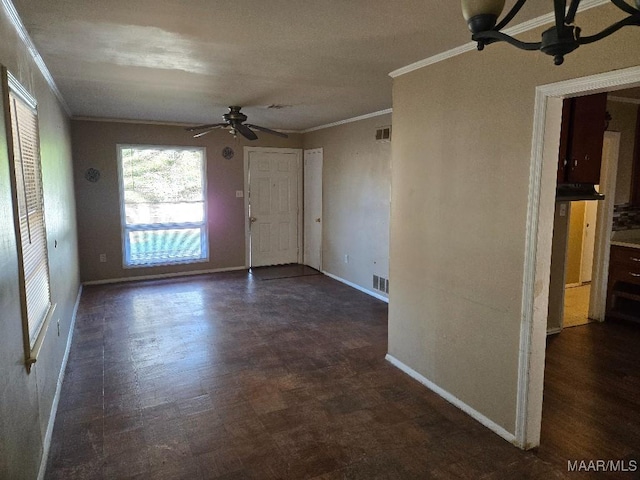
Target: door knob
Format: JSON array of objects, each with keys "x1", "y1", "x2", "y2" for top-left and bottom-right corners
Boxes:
[
  {"x1": 315, "y1": 218, "x2": 321, "y2": 223},
  {"x1": 250, "y1": 217, "x2": 257, "y2": 223}
]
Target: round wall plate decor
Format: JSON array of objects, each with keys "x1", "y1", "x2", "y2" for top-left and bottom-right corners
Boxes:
[
  {"x1": 84, "y1": 168, "x2": 101, "y2": 183},
  {"x1": 222, "y1": 147, "x2": 234, "y2": 160}
]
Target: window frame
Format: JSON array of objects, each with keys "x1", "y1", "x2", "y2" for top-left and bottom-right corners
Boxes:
[
  {"x1": 116, "y1": 144, "x2": 209, "y2": 268},
  {"x1": 2, "y1": 67, "x2": 55, "y2": 372}
]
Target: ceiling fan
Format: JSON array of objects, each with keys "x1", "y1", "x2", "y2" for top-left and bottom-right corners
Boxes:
[{"x1": 185, "y1": 106, "x2": 288, "y2": 141}]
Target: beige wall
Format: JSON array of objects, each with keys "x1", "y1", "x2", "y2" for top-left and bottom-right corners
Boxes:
[
  {"x1": 303, "y1": 115, "x2": 391, "y2": 297},
  {"x1": 607, "y1": 99, "x2": 638, "y2": 204},
  {"x1": 71, "y1": 120, "x2": 302, "y2": 282},
  {"x1": 0, "y1": 8, "x2": 80, "y2": 480},
  {"x1": 389, "y1": 4, "x2": 640, "y2": 435}
]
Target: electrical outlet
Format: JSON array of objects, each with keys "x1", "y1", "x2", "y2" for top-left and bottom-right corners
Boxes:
[
  {"x1": 344, "y1": 254, "x2": 349, "y2": 264},
  {"x1": 236, "y1": 190, "x2": 244, "y2": 198},
  {"x1": 99, "y1": 253, "x2": 107, "y2": 263},
  {"x1": 559, "y1": 203, "x2": 567, "y2": 217}
]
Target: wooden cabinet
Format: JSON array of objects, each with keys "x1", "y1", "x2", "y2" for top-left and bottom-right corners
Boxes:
[
  {"x1": 606, "y1": 245, "x2": 640, "y2": 323},
  {"x1": 557, "y1": 93, "x2": 608, "y2": 185},
  {"x1": 631, "y1": 105, "x2": 640, "y2": 206}
]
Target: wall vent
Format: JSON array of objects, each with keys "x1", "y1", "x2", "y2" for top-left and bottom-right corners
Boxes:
[
  {"x1": 375, "y1": 126, "x2": 391, "y2": 142},
  {"x1": 373, "y1": 275, "x2": 389, "y2": 294}
]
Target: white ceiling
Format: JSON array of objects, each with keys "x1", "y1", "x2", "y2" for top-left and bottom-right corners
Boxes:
[{"x1": 11, "y1": 0, "x2": 554, "y2": 131}]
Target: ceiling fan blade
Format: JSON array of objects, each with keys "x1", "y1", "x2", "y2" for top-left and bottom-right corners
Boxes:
[
  {"x1": 235, "y1": 123, "x2": 258, "y2": 141},
  {"x1": 193, "y1": 129, "x2": 215, "y2": 138},
  {"x1": 185, "y1": 123, "x2": 227, "y2": 132},
  {"x1": 246, "y1": 123, "x2": 289, "y2": 138}
]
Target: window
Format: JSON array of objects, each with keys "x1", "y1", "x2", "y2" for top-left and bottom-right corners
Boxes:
[
  {"x1": 4, "y1": 69, "x2": 54, "y2": 370},
  {"x1": 118, "y1": 145, "x2": 208, "y2": 267}
]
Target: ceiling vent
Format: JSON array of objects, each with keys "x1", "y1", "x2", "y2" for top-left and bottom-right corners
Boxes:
[{"x1": 375, "y1": 126, "x2": 391, "y2": 142}]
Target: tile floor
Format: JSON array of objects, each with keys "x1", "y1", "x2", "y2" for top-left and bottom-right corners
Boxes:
[
  {"x1": 44, "y1": 271, "x2": 635, "y2": 479},
  {"x1": 563, "y1": 284, "x2": 594, "y2": 328}
]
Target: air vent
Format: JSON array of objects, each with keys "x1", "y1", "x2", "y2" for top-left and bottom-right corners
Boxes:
[
  {"x1": 375, "y1": 126, "x2": 391, "y2": 142},
  {"x1": 373, "y1": 275, "x2": 389, "y2": 294}
]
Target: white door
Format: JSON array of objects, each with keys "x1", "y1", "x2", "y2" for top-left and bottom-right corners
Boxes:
[
  {"x1": 246, "y1": 148, "x2": 301, "y2": 267},
  {"x1": 580, "y1": 197, "x2": 598, "y2": 284},
  {"x1": 304, "y1": 149, "x2": 323, "y2": 271}
]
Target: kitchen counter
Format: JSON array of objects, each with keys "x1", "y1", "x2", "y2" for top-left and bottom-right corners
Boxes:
[{"x1": 611, "y1": 230, "x2": 640, "y2": 249}]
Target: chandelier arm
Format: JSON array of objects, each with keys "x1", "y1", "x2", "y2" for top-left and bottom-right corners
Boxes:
[
  {"x1": 473, "y1": 30, "x2": 542, "y2": 50},
  {"x1": 493, "y1": 0, "x2": 528, "y2": 31},
  {"x1": 577, "y1": 14, "x2": 640, "y2": 44},
  {"x1": 554, "y1": 0, "x2": 568, "y2": 31},
  {"x1": 565, "y1": 0, "x2": 581, "y2": 24},
  {"x1": 610, "y1": 0, "x2": 639, "y2": 15}
]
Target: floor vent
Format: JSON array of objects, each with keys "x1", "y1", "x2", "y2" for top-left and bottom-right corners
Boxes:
[
  {"x1": 373, "y1": 275, "x2": 389, "y2": 294},
  {"x1": 375, "y1": 126, "x2": 391, "y2": 142}
]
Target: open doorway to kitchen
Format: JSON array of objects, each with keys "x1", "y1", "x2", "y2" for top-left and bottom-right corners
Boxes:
[{"x1": 518, "y1": 66, "x2": 640, "y2": 450}]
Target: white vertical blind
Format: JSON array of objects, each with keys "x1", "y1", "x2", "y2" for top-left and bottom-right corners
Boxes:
[{"x1": 9, "y1": 86, "x2": 52, "y2": 348}]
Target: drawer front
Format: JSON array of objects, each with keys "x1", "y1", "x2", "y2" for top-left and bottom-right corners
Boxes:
[
  {"x1": 610, "y1": 245, "x2": 640, "y2": 267},
  {"x1": 617, "y1": 269, "x2": 640, "y2": 286}
]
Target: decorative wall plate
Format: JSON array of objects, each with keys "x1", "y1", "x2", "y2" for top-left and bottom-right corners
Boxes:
[
  {"x1": 84, "y1": 168, "x2": 101, "y2": 183},
  {"x1": 222, "y1": 146, "x2": 234, "y2": 160}
]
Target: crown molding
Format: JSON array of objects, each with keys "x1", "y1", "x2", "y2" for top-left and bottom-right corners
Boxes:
[
  {"x1": 2, "y1": 0, "x2": 71, "y2": 116},
  {"x1": 72, "y1": 116, "x2": 197, "y2": 127},
  {"x1": 302, "y1": 108, "x2": 393, "y2": 133},
  {"x1": 389, "y1": 0, "x2": 609, "y2": 79}
]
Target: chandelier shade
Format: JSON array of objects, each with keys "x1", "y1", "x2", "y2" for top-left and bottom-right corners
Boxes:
[{"x1": 461, "y1": 0, "x2": 640, "y2": 65}]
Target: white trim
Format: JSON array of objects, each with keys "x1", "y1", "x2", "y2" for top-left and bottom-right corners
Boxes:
[
  {"x1": 82, "y1": 266, "x2": 246, "y2": 286},
  {"x1": 589, "y1": 132, "x2": 620, "y2": 321},
  {"x1": 1, "y1": 0, "x2": 71, "y2": 116},
  {"x1": 302, "y1": 109, "x2": 393, "y2": 133},
  {"x1": 608, "y1": 95, "x2": 640, "y2": 105},
  {"x1": 389, "y1": 0, "x2": 608, "y2": 78},
  {"x1": 518, "y1": 65, "x2": 640, "y2": 449},
  {"x1": 74, "y1": 116, "x2": 198, "y2": 127},
  {"x1": 322, "y1": 270, "x2": 389, "y2": 303},
  {"x1": 385, "y1": 354, "x2": 516, "y2": 444},
  {"x1": 37, "y1": 285, "x2": 82, "y2": 480},
  {"x1": 7, "y1": 71, "x2": 36, "y2": 109}
]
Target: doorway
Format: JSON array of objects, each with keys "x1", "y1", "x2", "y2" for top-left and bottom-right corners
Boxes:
[
  {"x1": 304, "y1": 148, "x2": 323, "y2": 271},
  {"x1": 244, "y1": 147, "x2": 303, "y2": 268},
  {"x1": 518, "y1": 66, "x2": 640, "y2": 449},
  {"x1": 563, "y1": 198, "x2": 599, "y2": 327}
]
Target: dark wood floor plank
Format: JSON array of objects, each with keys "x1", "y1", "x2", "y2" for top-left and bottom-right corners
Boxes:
[{"x1": 44, "y1": 271, "x2": 639, "y2": 479}]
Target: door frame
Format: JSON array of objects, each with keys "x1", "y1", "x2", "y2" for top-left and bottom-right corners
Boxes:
[
  {"x1": 243, "y1": 147, "x2": 303, "y2": 268},
  {"x1": 517, "y1": 66, "x2": 640, "y2": 449},
  {"x1": 304, "y1": 148, "x2": 323, "y2": 271},
  {"x1": 588, "y1": 132, "x2": 620, "y2": 320}
]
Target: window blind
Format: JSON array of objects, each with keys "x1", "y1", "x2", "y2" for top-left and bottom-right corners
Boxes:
[{"x1": 8, "y1": 87, "x2": 52, "y2": 349}]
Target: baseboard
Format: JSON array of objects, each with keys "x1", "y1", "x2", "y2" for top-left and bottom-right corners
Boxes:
[
  {"x1": 83, "y1": 266, "x2": 247, "y2": 286},
  {"x1": 546, "y1": 327, "x2": 562, "y2": 335},
  {"x1": 321, "y1": 271, "x2": 389, "y2": 303},
  {"x1": 38, "y1": 284, "x2": 83, "y2": 480},
  {"x1": 385, "y1": 354, "x2": 517, "y2": 445}
]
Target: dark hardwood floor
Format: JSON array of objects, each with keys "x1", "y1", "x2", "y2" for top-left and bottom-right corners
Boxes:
[
  {"x1": 44, "y1": 271, "x2": 639, "y2": 479},
  {"x1": 538, "y1": 321, "x2": 640, "y2": 478}
]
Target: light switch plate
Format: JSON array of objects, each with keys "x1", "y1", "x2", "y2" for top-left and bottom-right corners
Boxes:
[{"x1": 236, "y1": 190, "x2": 244, "y2": 198}]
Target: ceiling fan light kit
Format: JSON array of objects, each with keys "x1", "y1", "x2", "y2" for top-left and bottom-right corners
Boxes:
[
  {"x1": 461, "y1": 0, "x2": 640, "y2": 65},
  {"x1": 185, "y1": 106, "x2": 288, "y2": 141}
]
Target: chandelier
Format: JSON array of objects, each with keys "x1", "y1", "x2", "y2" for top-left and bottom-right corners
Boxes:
[{"x1": 461, "y1": 0, "x2": 640, "y2": 65}]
